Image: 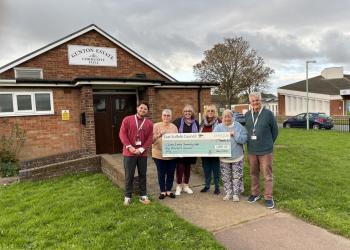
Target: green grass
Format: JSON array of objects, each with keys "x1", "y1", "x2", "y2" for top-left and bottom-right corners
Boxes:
[
  {"x1": 243, "y1": 129, "x2": 350, "y2": 238},
  {"x1": 0, "y1": 173, "x2": 224, "y2": 250}
]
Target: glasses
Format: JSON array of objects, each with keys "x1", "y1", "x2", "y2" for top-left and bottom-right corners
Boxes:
[
  {"x1": 162, "y1": 114, "x2": 171, "y2": 117},
  {"x1": 183, "y1": 110, "x2": 192, "y2": 113},
  {"x1": 207, "y1": 110, "x2": 215, "y2": 112}
]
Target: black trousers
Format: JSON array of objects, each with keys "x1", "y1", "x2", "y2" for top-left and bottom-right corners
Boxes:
[{"x1": 124, "y1": 156, "x2": 148, "y2": 198}]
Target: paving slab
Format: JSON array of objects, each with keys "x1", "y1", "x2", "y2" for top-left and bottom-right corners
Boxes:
[
  {"x1": 214, "y1": 212, "x2": 350, "y2": 250},
  {"x1": 160, "y1": 186, "x2": 277, "y2": 232},
  {"x1": 0, "y1": 176, "x2": 19, "y2": 186}
]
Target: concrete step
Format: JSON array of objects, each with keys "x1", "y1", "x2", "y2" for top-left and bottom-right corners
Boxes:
[{"x1": 100, "y1": 154, "x2": 204, "y2": 195}]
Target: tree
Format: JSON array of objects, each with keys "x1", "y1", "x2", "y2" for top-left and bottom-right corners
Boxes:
[{"x1": 193, "y1": 37, "x2": 274, "y2": 105}]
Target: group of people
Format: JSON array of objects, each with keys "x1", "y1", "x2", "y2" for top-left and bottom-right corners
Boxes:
[{"x1": 119, "y1": 92, "x2": 279, "y2": 209}]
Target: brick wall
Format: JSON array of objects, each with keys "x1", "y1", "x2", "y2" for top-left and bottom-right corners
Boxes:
[
  {"x1": 154, "y1": 88, "x2": 212, "y2": 122},
  {"x1": 80, "y1": 86, "x2": 96, "y2": 154},
  {"x1": 0, "y1": 88, "x2": 82, "y2": 161},
  {"x1": 0, "y1": 30, "x2": 169, "y2": 81},
  {"x1": 19, "y1": 155, "x2": 101, "y2": 181}
]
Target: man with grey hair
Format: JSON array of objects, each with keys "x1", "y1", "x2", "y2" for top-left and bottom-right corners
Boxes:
[{"x1": 245, "y1": 92, "x2": 278, "y2": 208}]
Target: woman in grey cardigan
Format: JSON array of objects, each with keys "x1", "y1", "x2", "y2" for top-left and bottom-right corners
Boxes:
[{"x1": 214, "y1": 109, "x2": 248, "y2": 201}]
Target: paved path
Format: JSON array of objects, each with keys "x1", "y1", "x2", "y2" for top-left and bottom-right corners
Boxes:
[
  {"x1": 160, "y1": 184, "x2": 350, "y2": 250},
  {"x1": 107, "y1": 155, "x2": 350, "y2": 249}
]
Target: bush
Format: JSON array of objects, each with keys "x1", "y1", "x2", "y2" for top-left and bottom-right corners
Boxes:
[
  {"x1": 0, "y1": 161, "x2": 19, "y2": 177},
  {"x1": 0, "y1": 122, "x2": 25, "y2": 177}
]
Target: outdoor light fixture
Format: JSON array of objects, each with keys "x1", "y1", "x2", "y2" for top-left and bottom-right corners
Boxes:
[{"x1": 306, "y1": 60, "x2": 316, "y2": 130}]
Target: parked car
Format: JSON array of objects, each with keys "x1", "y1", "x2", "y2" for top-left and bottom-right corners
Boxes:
[
  {"x1": 283, "y1": 112, "x2": 334, "y2": 129},
  {"x1": 233, "y1": 112, "x2": 246, "y2": 126}
]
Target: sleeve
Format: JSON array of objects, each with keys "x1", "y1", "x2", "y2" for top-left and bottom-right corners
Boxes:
[
  {"x1": 142, "y1": 121, "x2": 154, "y2": 151},
  {"x1": 119, "y1": 117, "x2": 132, "y2": 147},
  {"x1": 152, "y1": 123, "x2": 160, "y2": 143},
  {"x1": 172, "y1": 118, "x2": 180, "y2": 129},
  {"x1": 213, "y1": 124, "x2": 221, "y2": 132},
  {"x1": 270, "y1": 112, "x2": 279, "y2": 143},
  {"x1": 234, "y1": 123, "x2": 248, "y2": 144},
  {"x1": 195, "y1": 120, "x2": 200, "y2": 131}
]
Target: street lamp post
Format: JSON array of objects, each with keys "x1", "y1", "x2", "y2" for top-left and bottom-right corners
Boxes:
[{"x1": 306, "y1": 60, "x2": 316, "y2": 130}]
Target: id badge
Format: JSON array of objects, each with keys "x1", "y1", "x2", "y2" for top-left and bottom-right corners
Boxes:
[
  {"x1": 135, "y1": 139, "x2": 142, "y2": 146},
  {"x1": 251, "y1": 135, "x2": 257, "y2": 140}
]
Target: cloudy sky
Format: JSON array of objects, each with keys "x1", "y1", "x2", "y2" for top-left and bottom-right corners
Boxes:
[{"x1": 1, "y1": 0, "x2": 350, "y2": 94}]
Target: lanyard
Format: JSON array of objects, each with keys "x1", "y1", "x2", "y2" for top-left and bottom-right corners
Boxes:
[
  {"x1": 251, "y1": 107, "x2": 263, "y2": 133},
  {"x1": 134, "y1": 115, "x2": 146, "y2": 134}
]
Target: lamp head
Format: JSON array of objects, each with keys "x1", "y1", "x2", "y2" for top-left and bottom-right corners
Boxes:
[{"x1": 306, "y1": 60, "x2": 317, "y2": 64}]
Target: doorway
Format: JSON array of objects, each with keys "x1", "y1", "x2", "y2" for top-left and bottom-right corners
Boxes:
[{"x1": 93, "y1": 94, "x2": 137, "y2": 154}]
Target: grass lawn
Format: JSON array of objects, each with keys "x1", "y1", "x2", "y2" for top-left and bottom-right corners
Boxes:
[
  {"x1": 0, "y1": 173, "x2": 224, "y2": 250},
  {"x1": 244, "y1": 129, "x2": 350, "y2": 238}
]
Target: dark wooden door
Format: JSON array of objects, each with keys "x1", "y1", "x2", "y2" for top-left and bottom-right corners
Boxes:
[
  {"x1": 111, "y1": 95, "x2": 137, "y2": 152},
  {"x1": 93, "y1": 94, "x2": 136, "y2": 154}
]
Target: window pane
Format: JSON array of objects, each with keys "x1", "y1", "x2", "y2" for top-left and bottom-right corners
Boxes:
[
  {"x1": 17, "y1": 95, "x2": 32, "y2": 111},
  {"x1": 0, "y1": 94, "x2": 14, "y2": 112},
  {"x1": 35, "y1": 93, "x2": 51, "y2": 111},
  {"x1": 93, "y1": 98, "x2": 106, "y2": 112}
]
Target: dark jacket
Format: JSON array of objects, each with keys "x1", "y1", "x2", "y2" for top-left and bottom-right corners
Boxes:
[{"x1": 245, "y1": 108, "x2": 278, "y2": 155}]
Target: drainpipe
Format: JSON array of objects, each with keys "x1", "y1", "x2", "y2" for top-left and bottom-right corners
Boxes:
[{"x1": 198, "y1": 86, "x2": 202, "y2": 123}]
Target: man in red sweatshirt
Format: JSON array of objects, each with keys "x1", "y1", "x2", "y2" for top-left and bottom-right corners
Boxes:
[{"x1": 119, "y1": 102, "x2": 153, "y2": 205}]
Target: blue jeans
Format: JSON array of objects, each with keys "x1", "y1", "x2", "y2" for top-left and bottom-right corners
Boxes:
[
  {"x1": 153, "y1": 158, "x2": 177, "y2": 192},
  {"x1": 202, "y1": 157, "x2": 220, "y2": 189}
]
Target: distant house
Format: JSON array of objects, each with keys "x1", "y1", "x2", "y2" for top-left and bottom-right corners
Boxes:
[
  {"x1": 278, "y1": 67, "x2": 350, "y2": 116},
  {"x1": 232, "y1": 93, "x2": 278, "y2": 115}
]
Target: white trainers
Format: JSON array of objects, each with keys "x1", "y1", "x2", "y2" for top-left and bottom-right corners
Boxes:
[
  {"x1": 232, "y1": 194, "x2": 240, "y2": 202},
  {"x1": 139, "y1": 196, "x2": 151, "y2": 205},
  {"x1": 183, "y1": 184, "x2": 193, "y2": 194},
  {"x1": 223, "y1": 194, "x2": 231, "y2": 201},
  {"x1": 124, "y1": 197, "x2": 131, "y2": 206},
  {"x1": 175, "y1": 185, "x2": 182, "y2": 196}
]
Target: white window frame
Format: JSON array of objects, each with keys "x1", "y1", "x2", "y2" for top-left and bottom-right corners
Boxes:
[{"x1": 0, "y1": 90, "x2": 54, "y2": 117}]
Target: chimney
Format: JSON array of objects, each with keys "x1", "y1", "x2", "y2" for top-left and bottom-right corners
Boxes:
[{"x1": 321, "y1": 67, "x2": 343, "y2": 79}]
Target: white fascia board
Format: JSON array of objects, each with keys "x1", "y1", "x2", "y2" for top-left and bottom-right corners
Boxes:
[
  {"x1": 0, "y1": 25, "x2": 177, "y2": 82},
  {"x1": 0, "y1": 83, "x2": 74, "y2": 87},
  {"x1": 277, "y1": 89, "x2": 342, "y2": 100},
  {"x1": 75, "y1": 81, "x2": 161, "y2": 87},
  {"x1": 0, "y1": 79, "x2": 16, "y2": 83},
  {"x1": 155, "y1": 85, "x2": 212, "y2": 89}
]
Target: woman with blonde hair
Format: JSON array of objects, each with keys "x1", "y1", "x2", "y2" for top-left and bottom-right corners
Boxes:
[
  {"x1": 152, "y1": 109, "x2": 178, "y2": 199},
  {"x1": 199, "y1": 104, "x2": 221, "y2": 194},
  {"x1": 172, "y1": 104, "x2": 199, "y2": 195}
]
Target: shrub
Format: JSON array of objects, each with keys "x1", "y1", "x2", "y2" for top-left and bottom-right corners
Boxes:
[{"x1": 0, "y1": 121, "x2": 26, "y2": 177}]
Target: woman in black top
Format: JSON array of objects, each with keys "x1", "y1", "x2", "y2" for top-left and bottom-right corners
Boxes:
[{"x1": 173, "y1": 104, "x2": 199, "y2": 195}]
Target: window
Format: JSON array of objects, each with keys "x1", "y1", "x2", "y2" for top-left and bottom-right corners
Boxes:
[
  {"x1": 0, "y1": 94, "x2": 14, "y2": 112},
  {"x1": 35, "y1": 93, "x2": 51, "y2": 111},
  {"x1": 0, "y1": 91, "x2": 54, "y2": 117},
  {"x1": 17, "y1": 95, "x2": 33, "y2": 111}
]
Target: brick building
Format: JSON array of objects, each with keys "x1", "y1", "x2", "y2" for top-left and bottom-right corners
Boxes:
[
  {"x1": 0, "y1": 24, "x2": 215, "y2": 162},
  {"x1": 277, "y1": 67, "x2": 350, "y2": 117}
]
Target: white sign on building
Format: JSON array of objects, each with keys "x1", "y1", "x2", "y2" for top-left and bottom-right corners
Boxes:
[
  {"x1": 340, "y1": 89, "x2": 350, "y2": 95},
  {"x1": 67, "y1": 45, "x2": 117, "y2": 67}
]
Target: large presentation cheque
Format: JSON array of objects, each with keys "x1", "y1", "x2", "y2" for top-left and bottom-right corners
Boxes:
[{"x1": 162, "y1": 132, "x2": 231, "y2": 157}]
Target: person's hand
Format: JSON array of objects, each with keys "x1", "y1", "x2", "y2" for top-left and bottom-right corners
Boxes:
[
  {"x1": 128, "y1": 146, "x2": 137, "y2": 154},
  {"x1": 134, "y1": 149, "x2": 141, "y2": 155}
]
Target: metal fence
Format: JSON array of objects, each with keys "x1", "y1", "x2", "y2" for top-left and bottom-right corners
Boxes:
[{"x1": 331, "y1": 117, "x2": 350, "y2": 132}]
